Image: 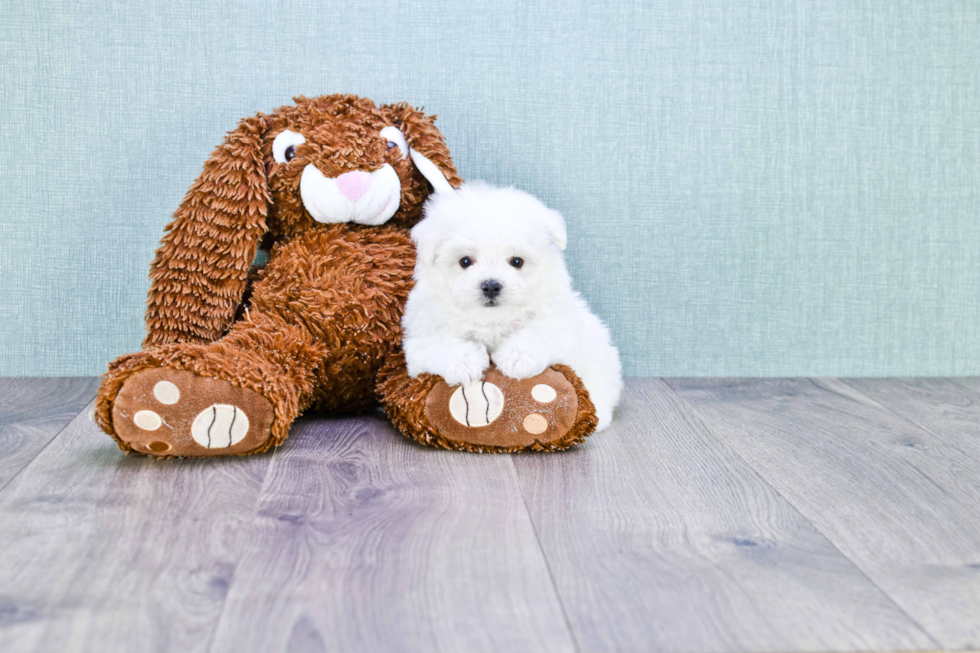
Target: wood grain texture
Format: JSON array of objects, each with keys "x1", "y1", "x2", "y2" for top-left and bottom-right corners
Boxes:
[
  {"x1": 4, "y1": 378, "x2": 980, "y2": 652},
  {"x1": 512, "y1": 378, "x2": 936, "y2": 653},
  {"x1": 841, "y1": 378, "x2": 980, "y2": 463},
  {"x1": 0, "y1": 377, "x2": 100, "y2": 490},
  {"x1": 668, "y1": 378, "x2": 980, "y2": 650},
  {"x1": 0, "y1": 404, "x2": 273, "y2": 653},
  {"x1": 209, "y1": 413, "x2": 575, "y2": 653}
]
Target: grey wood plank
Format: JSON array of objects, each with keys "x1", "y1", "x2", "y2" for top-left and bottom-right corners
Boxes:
[
  {"x1": 668, "y1": 377, "x2": 980, "y2": 650},
  {"x1": 0, "y1": 377, "x2": 100, "y2": 490},
  {"x1": 949, "y1": 377, "x2": 980, "y2": 396},
  {"x1": 512, "y1": 378, "x2": 936, "y2": 653},
  {"x1": 209, "y1": 413, "x2": 575, "y2": 653},
  {"x1": 0, "y1": 404, "x2": 274, "y2": 653},
  {"x1": 841, "y1": 378, "x2": 980, "y2": 463}
]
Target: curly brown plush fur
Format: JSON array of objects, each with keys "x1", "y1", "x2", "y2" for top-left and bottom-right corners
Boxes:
[{"x1": 95, "y1": 94, "x2": 598, "y2": 457}]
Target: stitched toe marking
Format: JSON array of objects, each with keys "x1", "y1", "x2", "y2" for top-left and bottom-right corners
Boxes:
[
  {"x1": 449, "y1": 381, "x2": 504, "y2": 427},
  {"x1": 191, "y1": 404, "x2": 250, "y2": 448}
]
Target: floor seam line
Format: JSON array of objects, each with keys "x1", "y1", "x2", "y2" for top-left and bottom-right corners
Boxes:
[
  {"x1": 507, "y1": 454, "x2": 582, "y2": 653},
  {"x1": 661, "y1": 378, "x2": 945, "y2": 651},
  {"x1": 836, "y1": 378, "x2": 980, "y2": 468},
  {"x1": 0, "y1": 396, "x2": 96, "y2": 497},
  {"x1": 946, "y1": 377, "x2": 980, "y2": 400},
  {"x1": 203, "y1": 431, "x2": 284, "y2": 653}
]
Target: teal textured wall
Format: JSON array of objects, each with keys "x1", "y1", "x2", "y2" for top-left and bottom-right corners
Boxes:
[{"x1": 1, "y1": 1, "x2": 979, "y2": 377}]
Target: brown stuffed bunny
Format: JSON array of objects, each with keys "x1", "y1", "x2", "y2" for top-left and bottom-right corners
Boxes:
[{"x1": 95, "y1": 94, "x2": 597, "y2": 457}]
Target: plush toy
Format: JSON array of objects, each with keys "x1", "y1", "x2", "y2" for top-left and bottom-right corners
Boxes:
[{"x1": 95, "y1": 94, "x2": 598, "y2": 457}]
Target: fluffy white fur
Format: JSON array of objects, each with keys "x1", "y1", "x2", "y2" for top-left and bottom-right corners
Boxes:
[{"x1": 403, "y1": 182, "x2": 623, "y2": 431}]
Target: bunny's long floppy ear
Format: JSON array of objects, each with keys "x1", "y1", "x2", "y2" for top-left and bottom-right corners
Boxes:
[
  {"x1": 395, "y1": 106, "x2": 463, "y2": 193},
  {"x1": 410, "y1": 148, "x2": 454, "y2": 194},
  {"x1": 143, "y1": 114, "x2": 271, "y2": 347}
]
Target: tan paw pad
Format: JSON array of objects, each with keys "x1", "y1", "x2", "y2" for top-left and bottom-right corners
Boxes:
[
  {"x1": 531, "y1": 384, "x2": 557, "y2": 403},
  {"x1": 133, "y1": 410, "x2": 162, "y2": 431},
  {"x1": 153, "y1": 380, "x2": 181, "y2": 404},
  {"x1": 523, "y1": 413, "x2": 548, "y2": 434}
]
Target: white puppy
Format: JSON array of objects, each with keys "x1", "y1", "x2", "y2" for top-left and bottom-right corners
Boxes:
[{"x1": 402, "y1": 182, "x2": 622, "y2": 431}]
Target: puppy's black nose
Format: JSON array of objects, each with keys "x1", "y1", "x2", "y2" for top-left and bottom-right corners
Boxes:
[{"x1": 481, "y1": 279, "x2": 503, "y2": 299}]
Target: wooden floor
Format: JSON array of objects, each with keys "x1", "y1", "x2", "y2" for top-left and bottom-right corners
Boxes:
[{"x1": 1, "y1": 378, "x2": 979, "y2": 653}]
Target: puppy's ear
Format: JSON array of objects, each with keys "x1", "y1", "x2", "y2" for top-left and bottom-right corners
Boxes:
[
  {"x1": 144, "y1": 114, "x2": 272, "y2": 346},
  {"x1": 542, "y1": 207, "x2": 568, "y2": 251},
  {"x1": 410, "y1": 207, "x2": 450, "y2": 266}
]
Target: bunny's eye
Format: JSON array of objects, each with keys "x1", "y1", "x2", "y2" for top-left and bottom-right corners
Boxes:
[
  {"x1": 272, "y1": 130, "x2": 306, "y2": 164},
  {"x1": 379, "y1": 126, "x2": 409, "y2": 160}
]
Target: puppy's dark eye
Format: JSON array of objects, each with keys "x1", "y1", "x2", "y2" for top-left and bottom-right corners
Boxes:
[
  {"x1": 386, "y1": 141, "x2": 396, "y2": 150},
  {"x1": 284, "y1": 145, "x2": 297, "y2": 162},
  {"x1": 459, "y1": 256, "x2": 474, "y2": 269},
  {"x1": 509, "y1": 257, "x2": 524, "y2": 269}
]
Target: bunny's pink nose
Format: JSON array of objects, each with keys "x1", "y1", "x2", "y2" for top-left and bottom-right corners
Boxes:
[{"x1": 335, "y1": 170, "x2": 372, "y2": 202}]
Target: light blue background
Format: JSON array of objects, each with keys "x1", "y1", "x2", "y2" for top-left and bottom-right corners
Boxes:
[{"x1": 2, "y1": 1, "x2": 979, "y2": 377}]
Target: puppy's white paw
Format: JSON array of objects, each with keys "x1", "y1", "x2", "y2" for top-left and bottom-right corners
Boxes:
[
  {"x1": 494, "y1": 347, "x2": 548, "y2": 380},
  {"x1": 441, "y1": 347, "x2": 490, "y2": 386}
]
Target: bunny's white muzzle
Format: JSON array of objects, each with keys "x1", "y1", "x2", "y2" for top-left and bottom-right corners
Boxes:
[{"x1": 300, "y1": 163, "x2": 402, "y2": 226}]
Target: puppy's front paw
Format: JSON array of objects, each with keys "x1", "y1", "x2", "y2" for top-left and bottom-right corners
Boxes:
[
  {"x1": 494, "y1": 347, "x2": 548, "y2": 380},
  {"x1": 441, "y1": 347, "x2": 490, "y2": 386}
]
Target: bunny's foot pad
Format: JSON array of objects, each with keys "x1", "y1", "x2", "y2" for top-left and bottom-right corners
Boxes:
[
  {"x1": 424, "y1": 365, "x2": 596, "y2": 451},
  {"x1": 111, "y1": 368, "x2": 275, "y2": 457}
]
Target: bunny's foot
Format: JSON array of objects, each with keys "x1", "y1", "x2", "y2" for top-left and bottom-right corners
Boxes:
[
  {"x1": 109, "y1": 368, "x2": 275, "y2": 457},
  {"x1": 379, "y1": 360, "x2": 598, "y2": 452},
  {"x1": 95, "y1": 337, "x2": 315, "y2": 458}
]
